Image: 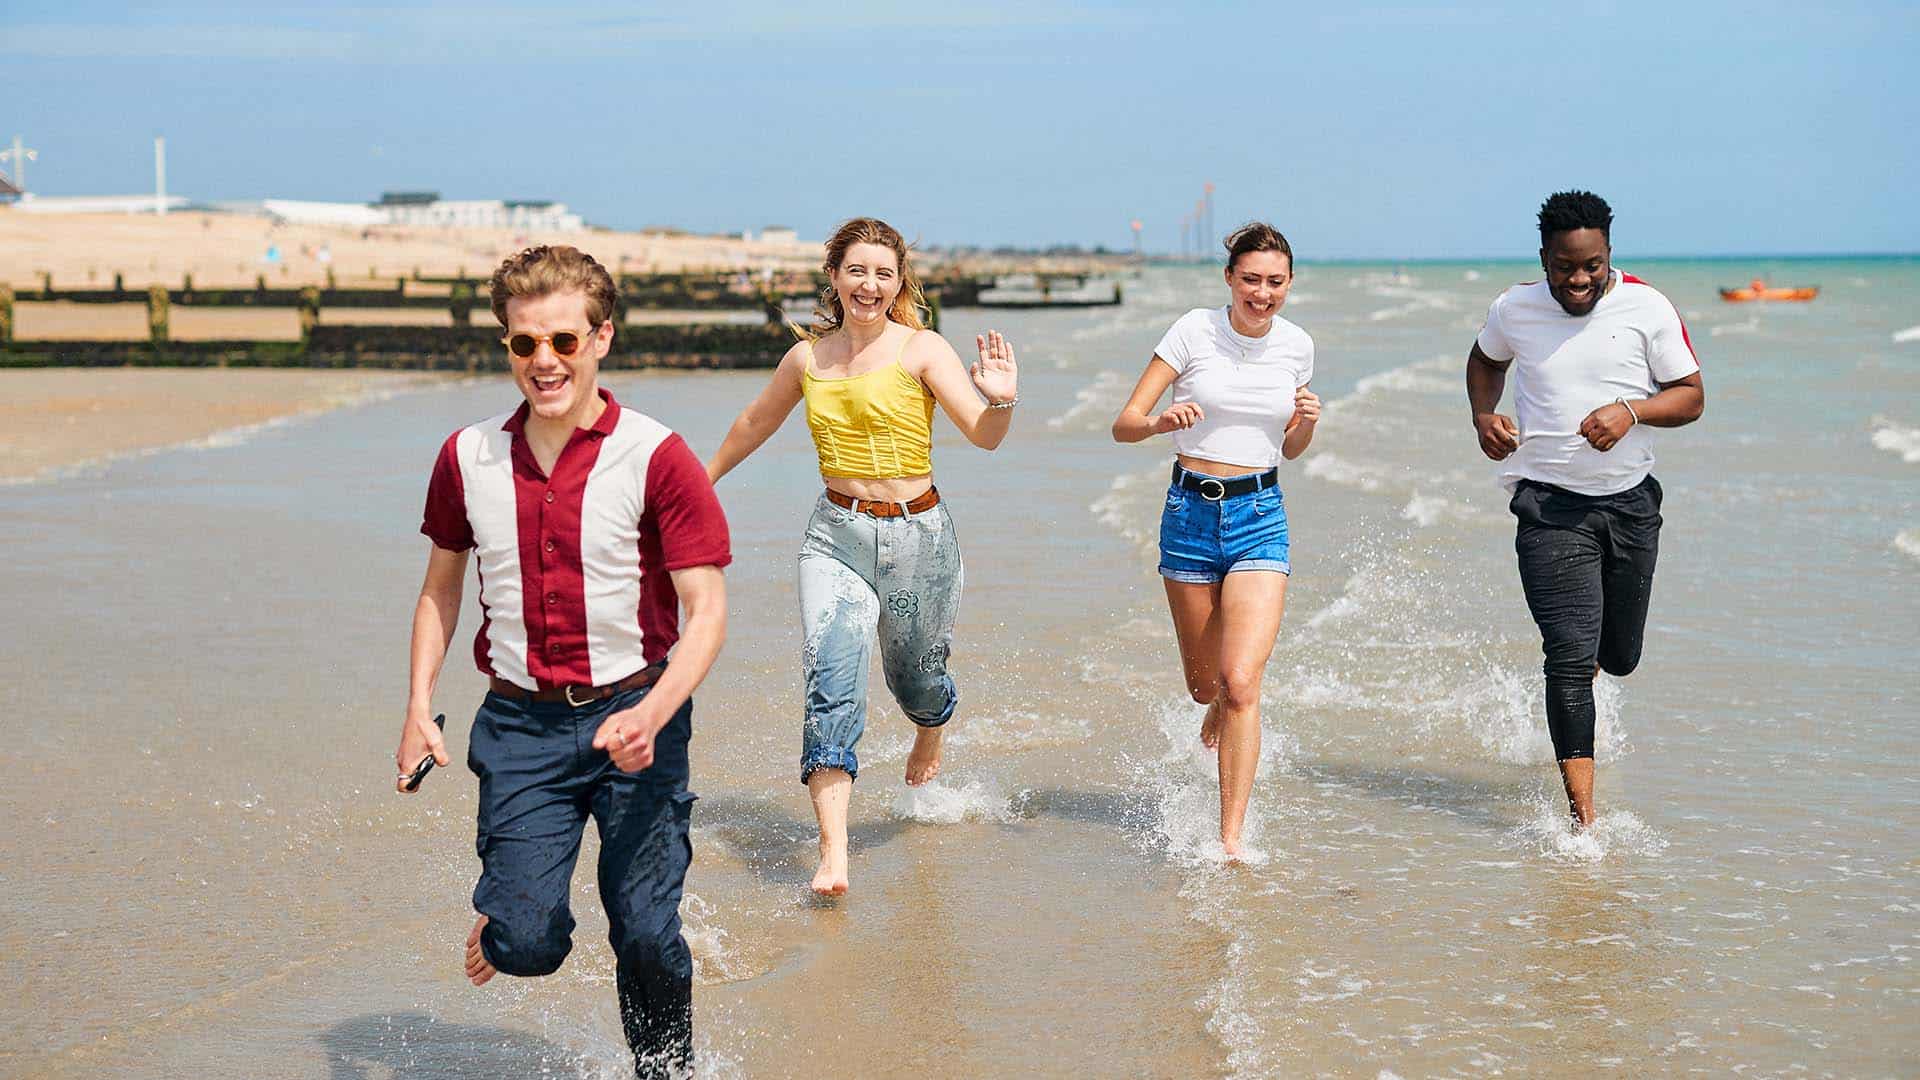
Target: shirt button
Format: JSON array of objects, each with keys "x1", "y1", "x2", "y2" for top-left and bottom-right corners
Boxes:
[
  {"x1": 546, "y1": 593, "x2": 558, "y2": 605},
  {"x1": 548, "y1": 643, "x2": 559, "y2": 655},
  {"x1": 544, "y1": 540, "x2": 555, "y2": 553},
  {"x1": 544, "y1": 491, "x2": 555, "y2": 504}
]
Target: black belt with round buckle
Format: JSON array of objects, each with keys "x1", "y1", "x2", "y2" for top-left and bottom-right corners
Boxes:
[
  {"x1": 1173, "y1": 464, "x2": 1279, "y2": 501},
  {"x1": 489, "y1": 662, "x2": 665, "y2": 707}
]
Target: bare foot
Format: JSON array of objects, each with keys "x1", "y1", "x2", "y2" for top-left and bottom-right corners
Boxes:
[
  {"x1": 905, "y1": 726, "x2": 944, "y2": 786},
  {"x1": 1221, "y1": 836, "x2": 1247, "y2": 863},
  {"x1": 464, "y1": 914, "x2": 497, "y2": 986},
  {"x1": 1199, "y1": 699, "x2": 1223, "y2": 749},
  {"x1": 807, "y1": 768, "x2": 852, "y2": 896},
  {"x1": 811, "y1": 840, "x2": 849, "y2": 896}
]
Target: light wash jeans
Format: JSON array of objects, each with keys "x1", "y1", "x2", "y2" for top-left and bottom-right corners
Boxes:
[{"x1": 797, "y1": 492, "x2": 962, "y2": 783}]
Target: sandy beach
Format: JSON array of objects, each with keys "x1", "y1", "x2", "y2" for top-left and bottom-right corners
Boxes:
[
  {"x1": 0, "y1": 368, "x2": 447, "y2": 481},
  {"x1": 0, "y1": 210, "x2": 820, "y2": 293}
]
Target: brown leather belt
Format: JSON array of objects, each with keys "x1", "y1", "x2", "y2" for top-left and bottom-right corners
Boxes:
[
  {"x1": 490, "y1": 661, "x2": 665, "y2": 707},
  {"x1": 825, "y1": 486, "x2": 940, "y2": 518}
]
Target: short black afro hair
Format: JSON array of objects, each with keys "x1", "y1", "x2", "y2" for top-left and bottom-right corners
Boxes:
[{"x1": 1537, "y1": 190, "x2": 1613, "y2": 247}]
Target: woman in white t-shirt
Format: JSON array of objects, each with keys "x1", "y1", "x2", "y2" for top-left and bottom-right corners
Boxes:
[{"x1": 1111, "y1": 222, "x2": 1320, "y2": 860}]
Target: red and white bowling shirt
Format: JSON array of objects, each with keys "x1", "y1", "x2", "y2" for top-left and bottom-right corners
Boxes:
[{"x1": 421, "y1": 389, "x2": 730, "y2": 691}]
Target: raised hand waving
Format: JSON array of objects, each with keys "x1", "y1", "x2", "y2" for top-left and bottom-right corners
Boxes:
[{"x1": 971, "y1": 330, "x2": 1019, "y2": 405}]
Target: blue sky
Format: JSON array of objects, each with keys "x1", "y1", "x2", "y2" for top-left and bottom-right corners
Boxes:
[{"x1": 5, "y1": 1, "x2": 1915, "y2": 258}]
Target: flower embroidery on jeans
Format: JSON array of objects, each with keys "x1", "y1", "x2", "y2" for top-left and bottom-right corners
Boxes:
[
  {"x1": 917, "y1": 643, "x2": 947, "y2": 673},
  {"x1": 886, "y1": 589, "x2": 919, "y2": 618}
]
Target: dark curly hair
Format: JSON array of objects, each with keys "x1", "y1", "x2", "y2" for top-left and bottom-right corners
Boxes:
[{"x1": 1537, "y1": 191, "x2": 1613, "y2": 247}]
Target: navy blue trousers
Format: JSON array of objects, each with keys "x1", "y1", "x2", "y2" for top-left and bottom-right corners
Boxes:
[{"x1": 468, "y1": 683, "x2": 695, "y2": 1078}]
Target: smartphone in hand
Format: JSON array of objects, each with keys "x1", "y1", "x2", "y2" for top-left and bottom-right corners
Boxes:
[{"x1": 402, "y1": 714, "x2": 448, "y2": 792}]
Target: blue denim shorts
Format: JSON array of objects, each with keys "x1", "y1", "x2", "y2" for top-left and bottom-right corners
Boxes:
[{"x1": 1158, "y1": 463, "x2": 1291, "y2": 583}]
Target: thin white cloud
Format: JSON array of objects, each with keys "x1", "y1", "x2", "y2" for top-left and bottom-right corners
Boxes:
[
  {"x1": 0, "y1": 24, "x2": 361, "y2": 60},
  {"x1": 0, "y1": 3, "x2": 1165, "y2": 60}
]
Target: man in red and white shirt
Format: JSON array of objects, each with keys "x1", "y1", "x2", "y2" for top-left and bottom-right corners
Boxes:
[
  {"x1": 1466, "y1": 191, "x2": 1705, "y2": 829},
  {"x1": 395, "y1": 245, "x2": 728, "y2": 1078}
]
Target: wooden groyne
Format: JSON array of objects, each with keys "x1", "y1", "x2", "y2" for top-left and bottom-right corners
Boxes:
[{"x1": 0, "y1": 268, "x2": 1122, "y2": 369}]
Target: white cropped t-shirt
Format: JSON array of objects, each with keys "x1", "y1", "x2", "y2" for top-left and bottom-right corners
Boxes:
[{"x1": 1152, "y1": 306, "x2": 1315, "y2": 469}]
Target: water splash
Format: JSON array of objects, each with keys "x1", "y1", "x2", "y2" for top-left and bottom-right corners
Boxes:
[
  {"x1": 1508, "y1": 792, "x2": 1668, "y2": 863},
  {"x1": 889, "y1": 778, "x2": 1016, "y2": 824}
]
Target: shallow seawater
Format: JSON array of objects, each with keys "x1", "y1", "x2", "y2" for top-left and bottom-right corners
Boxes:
[{"x1": 2, "y1": 259, "x2": 1915, "y2": 1077}]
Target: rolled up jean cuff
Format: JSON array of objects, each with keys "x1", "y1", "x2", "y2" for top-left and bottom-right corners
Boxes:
[
  {"x1": 903, "y1": 686, "x2": 958, "y2": 729},
  {"x1": 1228, "y1": 558, "x2": 1290, "y2": 575},
  {"x1": 800, "y1": 745, "x2": 859, "y2": 785}
]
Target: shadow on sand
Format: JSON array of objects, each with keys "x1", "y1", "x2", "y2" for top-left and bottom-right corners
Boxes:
[
  {"x1": 692, "y1": 792, "x2": 914, "y2": 890},
  {"x1": 1291, "y1": 759, "x2": 1536, "y2": 833},
  {"x1": 319, "y1": 1012, "x2": 597, "y2": 1079}
]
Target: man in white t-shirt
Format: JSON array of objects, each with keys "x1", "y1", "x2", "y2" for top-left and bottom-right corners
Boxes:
[{"x1": 1465, "y1": 190, "x2": 1705, "y2": 829}]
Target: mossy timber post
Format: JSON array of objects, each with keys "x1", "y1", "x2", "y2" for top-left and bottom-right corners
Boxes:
[
  {"x1": 297, "y1": 287, "x2": 322, "y2": 343},
  {"x1": 0, "y1": 284, "x2": 13, "y2": 345},
  {"x1": 448, "y1": 282, "x2": 475, "y2": 328},
  {"x1": 147, "y1": 286, "x2": 169, "y2": 346}
]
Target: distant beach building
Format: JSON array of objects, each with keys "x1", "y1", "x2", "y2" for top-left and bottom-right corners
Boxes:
[
  {"x1": 757, "y1": 225, "x2": 799, "y2": 245},
  {"x1": 375, "y1": 191, "x2": 584, "y2": 232},
  {"x1": 210, "y1": 191, "x2": 585, "y2": 232},
  {"x1": 9, "y1": 187, "x2": 584, "y2": 230},
  {"x1": 258, "y1": 199, "x2": 387, "y2": 227},
  {"x1": 12, "y1": 193, "x2": 189, "y2": 214}
]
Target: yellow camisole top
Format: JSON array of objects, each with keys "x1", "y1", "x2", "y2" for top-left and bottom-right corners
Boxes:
[{"x1": 801, "y1": 334, "x2": 936, "y2": 479}]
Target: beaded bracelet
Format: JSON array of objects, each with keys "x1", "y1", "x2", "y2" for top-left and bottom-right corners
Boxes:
[{"x1": 986, "y1": 397, "x2": 1019, "y2": 410}]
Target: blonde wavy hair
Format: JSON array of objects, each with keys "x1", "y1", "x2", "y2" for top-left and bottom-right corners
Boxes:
[{"x1": 802, "y1": 217, "x2": 929, "y2": 339}]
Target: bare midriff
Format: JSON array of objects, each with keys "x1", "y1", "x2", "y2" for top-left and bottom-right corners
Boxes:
[
  {"x1": 824, "y1": 473, "x2": 935, "y2": 502},
  {"x1": 1176, "y1": 454, "x2": 1273, "y2": 478}
]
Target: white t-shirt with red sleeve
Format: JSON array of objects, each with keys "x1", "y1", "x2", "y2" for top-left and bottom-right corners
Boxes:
[
  {"x1": 421, "y1": 388, "x2": 731, "y2": 692},
  {"x1": 1476, "y1": 270, "x2": 1700, "y2": 496},
  {"x1": 1152, "y1": 306, "x2": 1315, "y2": 469}
]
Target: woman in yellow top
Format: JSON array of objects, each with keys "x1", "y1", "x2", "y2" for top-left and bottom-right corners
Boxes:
[{"x1": 707, "y1": 217, "x2": 1019, "y2": 895}]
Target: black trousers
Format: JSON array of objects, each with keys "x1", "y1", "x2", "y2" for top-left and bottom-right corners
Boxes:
[{"x1": 1511, "y1": 476, "x2": 1663, "y2": 760}]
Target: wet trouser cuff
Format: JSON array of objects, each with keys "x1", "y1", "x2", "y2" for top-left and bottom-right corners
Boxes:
[
  {"x1": 904, "y1": 685, "x2": 958, "y2": 729},
  {"x1": 800, "y1": 745, "x2": 859, "y2": 785},
  {"x1": 618, "y1": 962, "x2": 692, "y2": 1080}
]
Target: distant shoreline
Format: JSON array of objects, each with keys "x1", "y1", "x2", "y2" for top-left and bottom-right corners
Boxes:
[{"x1": 1157, "y1": 252, "x2": 1920, "y2": 267}]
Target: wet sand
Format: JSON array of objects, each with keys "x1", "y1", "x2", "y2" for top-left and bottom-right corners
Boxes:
[{"x1": 0, "y1": 368, "x2": 448, "y2": 481}]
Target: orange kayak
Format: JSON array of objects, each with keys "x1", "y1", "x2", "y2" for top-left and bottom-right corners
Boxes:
[{"x1": 1719, "y1": 284, "x2": 1819, "y2": 302}]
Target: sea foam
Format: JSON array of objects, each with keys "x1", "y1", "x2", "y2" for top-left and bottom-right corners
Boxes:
[
  {"x1": 1868, "y1": 417, "x2": 1920, "y2": 463},
  {"x1": 1045, "y1": 369, "x2": 1130, "y2": 431},
  {"x1": 1895, "y1": 529, "x2": 1920, "y2": 564}
]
